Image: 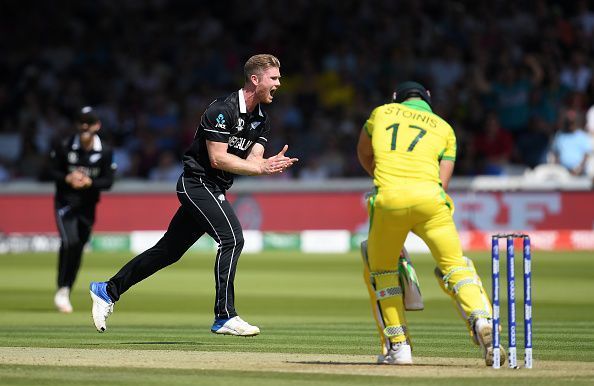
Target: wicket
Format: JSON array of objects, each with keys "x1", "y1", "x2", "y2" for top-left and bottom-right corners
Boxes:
[{"x1": 491, "y1": 233, "x2": 533, "y2": 369}]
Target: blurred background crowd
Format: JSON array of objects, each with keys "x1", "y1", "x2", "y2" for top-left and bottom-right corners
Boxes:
[{"x1": 1, "y1": 0, "x2": 594, "y2": 182}]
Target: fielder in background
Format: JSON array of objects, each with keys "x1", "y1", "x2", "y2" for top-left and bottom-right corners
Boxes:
[
  {"x1": 48, "y1": 107, "x2": 116, "y2": 313},
  {"x1": 356, "y1": 81, "x2": 502, "y2": 366},
  {"x1": 90, "y1": 54, "x2": 298, "y2": 336}
]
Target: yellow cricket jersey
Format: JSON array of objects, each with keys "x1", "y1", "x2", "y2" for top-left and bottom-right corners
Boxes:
[{"x1": 364, "y1": 99, "x2": 456, "y2": 189}]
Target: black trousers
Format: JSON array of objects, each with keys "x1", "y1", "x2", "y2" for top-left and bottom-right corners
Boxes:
[
  {"x1": 55, "y1": 203, "x2": 95, "y2": 288},
  {"x1": 107, "y1": 174, "x2": 244, "y2": 319}
]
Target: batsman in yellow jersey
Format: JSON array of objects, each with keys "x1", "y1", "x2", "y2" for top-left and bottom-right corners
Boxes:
[{"x1": 357, "y1": 81, "x2": 504, "y2": 366}]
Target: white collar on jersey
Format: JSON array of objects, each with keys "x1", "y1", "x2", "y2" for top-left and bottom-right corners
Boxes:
[
  {"x1": 238, "y1": 88, "x2": 264, "y2": 117},
  {"x1": 73, "y1": 134, "x2": 102, "y2": 151}
]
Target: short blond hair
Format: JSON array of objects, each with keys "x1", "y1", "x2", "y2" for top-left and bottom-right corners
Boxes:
[{"x1": 244, "y1": 54, "x2": 280, "y2": 81}]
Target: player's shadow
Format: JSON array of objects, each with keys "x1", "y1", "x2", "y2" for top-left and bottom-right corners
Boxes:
[
  {"x1": 82, "y1": 341, "x2": 202, "y2": 346},
  {"x1": 118, "y1": 341, "x2": 202, "y2": 345},
  {"x1": 12, "y1": 307, "x2": 56, "y2": 312},
  {"x1": 292, "y1": 361, "x2": 454, "y2": 368}
]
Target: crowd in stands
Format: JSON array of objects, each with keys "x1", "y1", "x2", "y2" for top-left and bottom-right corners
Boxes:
[{"x1": 1, "y1": 0, "x2": 594, "y2": 183}]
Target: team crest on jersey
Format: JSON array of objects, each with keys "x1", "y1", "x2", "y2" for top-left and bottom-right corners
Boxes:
[
  {"x1": 215, "y1": 114, "x2": 226, "y2": 129},
  {"x1": 89, "y1": 153, "x2": 102, "y2": 163},
  {"x1": 68, "y1": 152, "x2": 78, "y2": 163},
  {"x1": 237, "y1": 118, "x2": 245, "y2": 132},
  {"x1": 250, "y1": 121, "x2": 260, "y2": 130}
]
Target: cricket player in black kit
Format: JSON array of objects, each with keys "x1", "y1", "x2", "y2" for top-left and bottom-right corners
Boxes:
[
  {"x1": 90, "y1": 54, "x2": 298, "y2": 336},
  {"x1": 49, "y1": 107, "x2": 115, "y2": 313}
]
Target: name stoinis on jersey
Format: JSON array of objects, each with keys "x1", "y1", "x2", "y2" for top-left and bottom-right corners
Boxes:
[
  {"x1": 229, "y1": 136, "x2": 253, "y2": 151},
  {"x1": 389, "y1": 106, "x2": 437, "y2": 128}
]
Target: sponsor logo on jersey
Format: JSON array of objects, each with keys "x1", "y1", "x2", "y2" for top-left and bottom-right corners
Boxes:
[
  {"x1": 237, "y1": 118, "x2": 245, "y2": 132},
  {"x1": 215, "y1": 113, "x2": 226, "y2": 129},
  {"x1": 67, "y1": 166, "x2": 101, "y2": 177},
  {"x1": 228, "y1": 136, "x2": 253, "y2": 151},
  {"x1": 218, "y1": 194, "x2": 225, "y2": 202}
]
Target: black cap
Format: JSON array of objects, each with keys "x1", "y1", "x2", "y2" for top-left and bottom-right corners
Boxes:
[
  {"x1": 77, "y1": 106, "x2": 100, "y2": 125},
  {"x1": 392, "y1": 81, "x2": 432, "y2": 107}
]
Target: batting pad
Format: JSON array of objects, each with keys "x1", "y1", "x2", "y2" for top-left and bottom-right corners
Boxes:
[{"x1": 434, "y1": 256, "x2": 493, "y2": 344}]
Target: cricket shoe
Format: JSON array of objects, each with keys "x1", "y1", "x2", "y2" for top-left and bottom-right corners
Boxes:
[
  {"x1": 54, "y1": 286, "x2": 73, "y2": 313},
  {"x1": 475, "y1": 318, "x2": 506, "y2": 366},
  {"x1": 377, "y1": 342, "x2": 413, "y2": 365},
  {"x1": 90, "y1": 282, "x2": 114, "y2": 333},
  {"x1": 211, "y1": 316, "x2": 260, "y2": 336}
]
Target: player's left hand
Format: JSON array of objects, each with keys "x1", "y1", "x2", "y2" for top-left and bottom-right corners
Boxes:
[
  {"x1": 79, "y1": 175, "x2": 93, "y2": 189},
  {"x1": 264, "y1": 145, "x2": 298, "y2": 174},
  {"x1": 69, "y1": 170, "x2": 92, "y2": 189}
]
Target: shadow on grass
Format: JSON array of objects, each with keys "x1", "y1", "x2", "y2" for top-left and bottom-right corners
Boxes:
[
  {"x1": 79, "y1": 341, "x2": 204, "y2": 346},
  {"x1": 292, "y1": 361, "x2": 455, "y2": 368},
  {"x1": 117, "y1": 341, "x2": 202, "y2": 345},
  {"x1": 7, "y1": 307, "x2": 56, "y2": 312}
]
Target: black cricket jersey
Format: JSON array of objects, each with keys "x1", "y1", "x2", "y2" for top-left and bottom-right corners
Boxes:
[
  {"x1": 182, "y1": 89, "x2": 270, "y2": 190},
  {"x1": 49, "y1": 134, "x2": 116, "y2": 208}
]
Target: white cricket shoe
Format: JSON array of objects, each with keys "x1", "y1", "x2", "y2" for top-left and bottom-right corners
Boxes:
[
  {"x1": 377, "y1": 342, "x2": 413, "y2": 365},
  {"x1": 90, "y1": 282, "x2": 114, "y2": 332},
  {"x1": 54, "y1": 287, "x2": 73, "y2": 313},
  {"x1": 211, "y1": 316, "x2": 260, "y2": 336},
  {"x1": 475, "y1": 318, "x2": 506, "y2": 366}
]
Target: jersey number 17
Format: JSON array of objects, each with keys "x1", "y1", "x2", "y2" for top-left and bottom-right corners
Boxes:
[{"x1": 386, "y1": 123, "x2": 426, "y2": 152}]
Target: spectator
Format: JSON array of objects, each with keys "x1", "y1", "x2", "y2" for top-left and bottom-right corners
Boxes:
[
  {"x1": 530, "y1": 65, "x2": 570, "y2": 126},
  {"x1": 0, "y1": 160, "x2": 10, "y2": 182},
  {"x1": 428, "y1": 43, "x2": 465, "y2": 94},
  {"x1": 483, "y1": 55, "x2": 543, "y2": 137},
  {"x1": 560, "y1": 51, "x2": 592, "y2": 93},
  {"x1": 516, "y1": 116, "x2": 553, "y2": 168},
  {"x1": 298, "y1": 157, "x2": 330, "y2": 180},
  {"x1": 17, "y1": 133, "x2": 45, "y2": 179},
  {"x1": 574, "y1": 0, "x2": 594, "y2": 38},
  {"x1": 473, "y1": 113, "x2": 514, "y2": 175},
  {"x1": 148, "y1": 151, "x2": 183, "y2": 182},
  {"x1": 585, "y1": 104, "x2": 594, "y2": 135},
  {"x1": 550, "y1": 109, "x2": 593, "y2": 176},
  {"x1": 1, "y1": 1, "x2": 594, "y2": 179}
]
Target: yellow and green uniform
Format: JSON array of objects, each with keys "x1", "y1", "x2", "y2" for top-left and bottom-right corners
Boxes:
[{"x1": 363, "y1": 100, "x2": 492, "y2": 352}]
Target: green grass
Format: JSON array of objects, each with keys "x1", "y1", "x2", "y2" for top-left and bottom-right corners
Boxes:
[{"x1": 1, "y1": 250, "x2": 593, "y2": 385}]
